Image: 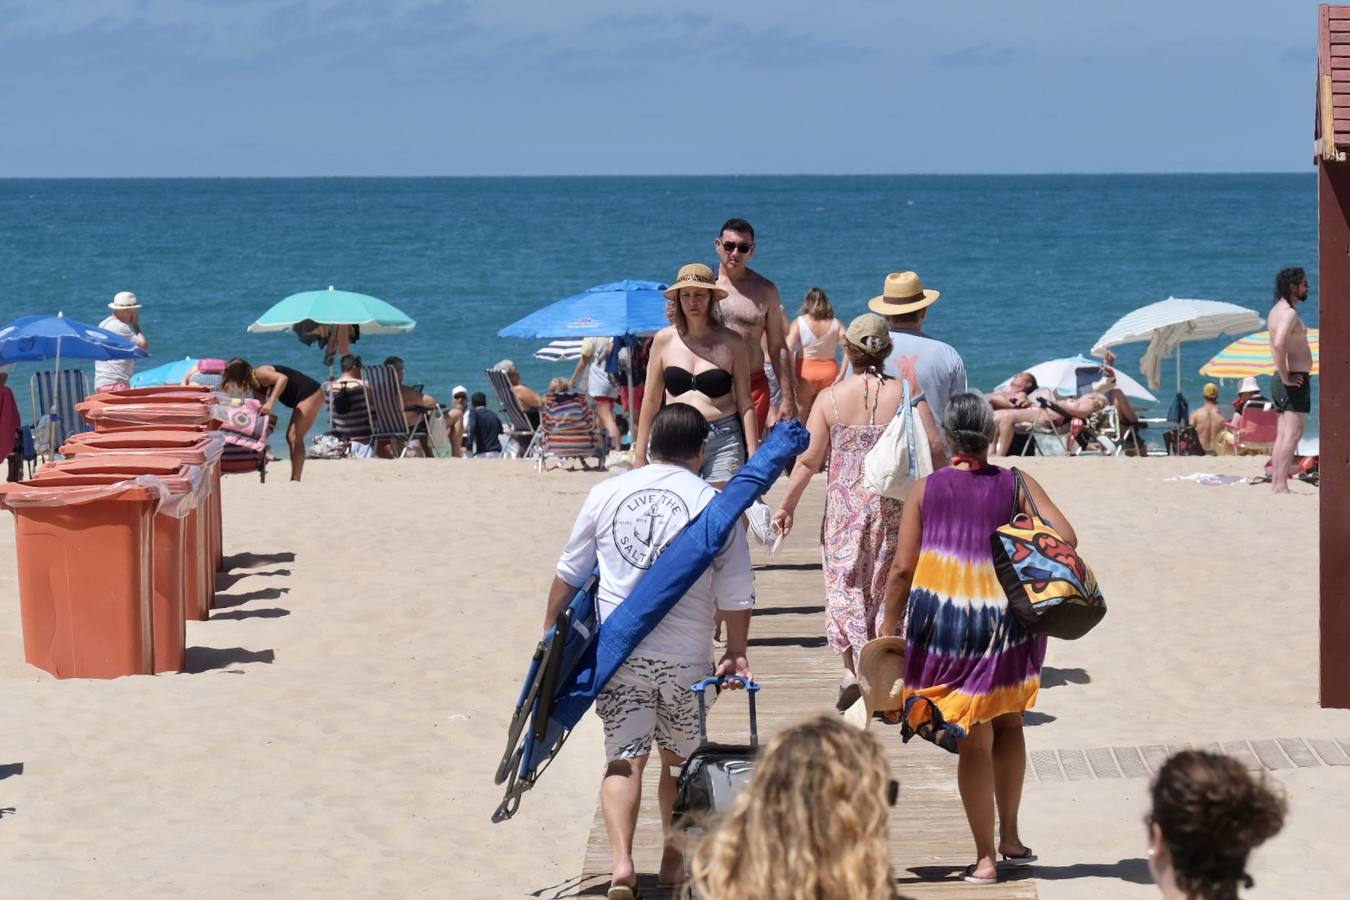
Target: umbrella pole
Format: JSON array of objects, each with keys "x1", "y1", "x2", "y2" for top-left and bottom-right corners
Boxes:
[{"x1": 52, "y1": 334, "x2": 61, "y2": 415}]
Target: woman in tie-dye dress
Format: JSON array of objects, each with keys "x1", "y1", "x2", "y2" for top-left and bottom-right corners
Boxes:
[{"x1": 880, "y1": 392, "x2": 1078, "y2": 886}]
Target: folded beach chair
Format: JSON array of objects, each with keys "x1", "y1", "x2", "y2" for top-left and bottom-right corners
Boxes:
[
  {"x1": 485, "y1": 367, "x2": 541, "y2": 460},
  {"x1": 30, "y1": 369, "x2": 93, "y2": 460},
  {"x1": 363, "y1": 364, "x2": 422, "y2": 458},
  {"x1": 218, "y1": 397, "x2": 271, "y2": 482},
  {"x1": 1230, "y1": 404, "x2": 1277, "y2": 455},
  {"x1": 537, "y1": 392, "x2": 607, "y2": 471}
]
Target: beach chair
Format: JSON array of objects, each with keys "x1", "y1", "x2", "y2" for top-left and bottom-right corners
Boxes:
[
  {"x1": 1230, "y1": 404, "x2": 1277, "y2": 455},
  {"x1": 363, "y1": 364, "x2": 422, "y2": 458},
  {"x1": 326, "y1": 382, "x2": 375, "y2": 458},
  {"x1": 485, "y1": 367, "x2": 541, "y2": 459},
  {"x1": 218, "y1": 397, "x2": 271, "y2": 482},
  {"x1": 1010, "y1": 397, "x2": 1071, "y2": 456},
  {"x1": 537, "y1": 392, "x2": 607, "y2": 471},
  {"x1": 30, "y1": 369, "x2": 92, "y2": 459}
]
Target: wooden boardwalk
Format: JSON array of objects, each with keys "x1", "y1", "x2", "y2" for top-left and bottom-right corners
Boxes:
[{"x1": 570, "y1": 485, "x2": 1038, "y2": 899}]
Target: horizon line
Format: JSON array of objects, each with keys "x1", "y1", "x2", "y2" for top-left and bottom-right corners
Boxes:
[{"x1": 0, "y1": 170, "x2": 1313, "y2": 180}]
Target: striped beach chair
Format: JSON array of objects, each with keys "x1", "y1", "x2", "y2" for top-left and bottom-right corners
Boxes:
[
  {"x1": 30, "y1": 369, "x2": 92, "y2": 458},
  {"x1": 363, "y1": 364, "x2": 421, "y2": 458},
  {"x1": 537, "y1": 392, "x2": 606, "y2": 471},
  {"x1": 485, "y1": 367, "x2": 541, "y2": 459}
]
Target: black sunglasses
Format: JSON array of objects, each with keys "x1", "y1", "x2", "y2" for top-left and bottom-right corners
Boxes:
[
  {"x1": 887, "y1": 779, "x2": 900, "y2": 807},
  {"x1": 720, "y1": 239, "x2": 753, "y2": 254}
]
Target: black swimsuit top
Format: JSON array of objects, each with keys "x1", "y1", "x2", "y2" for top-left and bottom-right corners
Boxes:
[{"x1": 664, "y1": 366, "x2": 733, "y2": 399}]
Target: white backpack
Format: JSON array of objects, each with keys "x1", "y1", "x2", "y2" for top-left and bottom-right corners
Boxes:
[{"x1": 862, "y1": 379, "x2": 933, "y2": 499}]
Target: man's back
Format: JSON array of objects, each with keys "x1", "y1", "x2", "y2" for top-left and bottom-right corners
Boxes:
[
  {"x1": 884, "y1": 330, "x2": 967, "y2": 423},
  {"x1": 470, "y1": 407, "x2": 503, "y2": 455},
  {"x1": 1191, "y1": 404, "x2": 1227, "y2": 451},
  {"x1": 556, "y1": 462, "x2": 753, "y2": 663}
]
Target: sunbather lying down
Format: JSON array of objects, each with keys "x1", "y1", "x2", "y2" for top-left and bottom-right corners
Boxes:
[{"x1": 992, "y1": 390, "x2": 1106, "y2": 455}]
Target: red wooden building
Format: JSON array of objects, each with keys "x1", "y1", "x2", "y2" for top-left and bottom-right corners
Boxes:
[{"x1": 1315, "y1": 5, "x2": 1350, "y2": 707}]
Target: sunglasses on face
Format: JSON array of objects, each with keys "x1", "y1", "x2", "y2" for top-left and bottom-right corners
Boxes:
[{"x1": 720, "y1": 240, "x2": 753, "y2": 254}]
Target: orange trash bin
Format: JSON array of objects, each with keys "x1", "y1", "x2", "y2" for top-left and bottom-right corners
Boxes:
[
  {"x1": 59, "y1": 430, "x2": 227, "y2": 576},
  {"x1": 37, "y1": 455, "x2": 211, "y2": 628},
  {"x1": 0, "y1": 476, "x2": 166, "y2": 678}
]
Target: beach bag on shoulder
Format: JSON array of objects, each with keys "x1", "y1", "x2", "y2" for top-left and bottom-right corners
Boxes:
[
  {"x1": 863, "y1": 379, "x2": 932, "y2": 500},
  {"x1": 991, "y1": 468, "x2": 1106, "y2": 640}
]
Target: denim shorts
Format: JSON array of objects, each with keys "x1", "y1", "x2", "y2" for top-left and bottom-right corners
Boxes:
[{"x1": 700, "y1": 414, "x2": 746, "y2": 483}]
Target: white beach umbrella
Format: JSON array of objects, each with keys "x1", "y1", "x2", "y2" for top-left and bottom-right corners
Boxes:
[
  {"x1": 534, "y1": 339, "x2": 584, "y2": 362},
  {"x1": 1090, "y1": 298, "x2": 1263, "y2": 391},
  {"x1": 994, "y1": 354, "x2": 1158, "y2": 404}
]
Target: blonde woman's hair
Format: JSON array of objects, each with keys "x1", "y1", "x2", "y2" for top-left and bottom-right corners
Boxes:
[
  {"x1": 689, "y1": 715, "x2": 897, "y2": 900},
  {"x1": 547, "y1": 376, "x2": 570, "y2": 394},
  {"x1": 666, "y1": 287, "x2": 723, "y2": 333},
  {"x1": 799, "y1": 287, "x2": 834, "y2": 320}
]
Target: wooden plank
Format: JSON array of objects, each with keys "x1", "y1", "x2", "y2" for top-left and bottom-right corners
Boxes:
[
  {"x1": 1330, "y1": 6, "x2": 1350, "y2": 19},
  {"x1": 1330, "y1": 46, "x2": 1350, "y2": 58},
  {"x1": 577, "y1": 483, "x2": 1038, "y2": 898},
  {"x1": 1333, "y1": 96, "x2": 1350, "y2": 107}
]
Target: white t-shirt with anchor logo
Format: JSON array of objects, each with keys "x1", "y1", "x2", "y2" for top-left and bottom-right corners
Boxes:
[{"x1": 556, "y1": 462, "x2": 756, "y2": 664}]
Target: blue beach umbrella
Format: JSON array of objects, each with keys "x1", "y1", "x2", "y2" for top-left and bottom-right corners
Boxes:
[
  {"x1": 0, "y1": 314, "x2": 149, "y2": 364},
  {"x1": 497, "y1": 280, "x2": 669, "y2": 339},
  {"x1": 246, "y1": 286, "x2": 416, "y2": 334},
  {"x1": 130, "y1": 356, "x2": 199, "y2": 388}
]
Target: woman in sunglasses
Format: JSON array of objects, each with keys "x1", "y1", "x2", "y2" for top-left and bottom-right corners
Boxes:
[
  {"x1": 634, "y1": 263, "x2": 758, "y2": 486},
  {"x1": 689, "y1": 714, "x2": 909, "y2": 900}
]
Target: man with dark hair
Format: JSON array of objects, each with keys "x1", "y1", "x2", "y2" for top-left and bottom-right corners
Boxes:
[
  {"x1": 987, "y1": 371, "x2": 1039, "y2": 410},
  {"x1": 543, "y1": 402, "x2": 755, "y2": 895},
  {"x1": 1269, "y1": 266, "x2": 1312, "y2": 493},
  {"x1": 467, "y1": 391, "x2": 503, "y2": 457},
  {"x1": 714, "y1": 217, "x2": 796, "y2": 431}
]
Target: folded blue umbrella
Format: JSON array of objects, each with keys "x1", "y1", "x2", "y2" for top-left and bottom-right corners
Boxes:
[{"x1": 492, "y1": 420, "x2": 808, "y2": 822}]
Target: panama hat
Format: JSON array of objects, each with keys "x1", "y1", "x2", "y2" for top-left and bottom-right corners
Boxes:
[
  {"x1": 108, "y1": 291, "x2": 141, "y2": 311},
  {"x1": 867, "y1": 272, "x2": 940, "y2": 316},
  {"x1": 663, "y1": 263, "x2": 728, "y2": 301},
  {"x1": 842, "y1": 636, "x2": 906, "y2": 730}
]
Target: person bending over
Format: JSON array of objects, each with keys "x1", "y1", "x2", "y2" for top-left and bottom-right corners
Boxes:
[
  {"x1": 221, "y1": 358, "x2": 324, "y2": 482},
  {"x1": 544, "y1": 403, "x2": 754, "y2": 898}
]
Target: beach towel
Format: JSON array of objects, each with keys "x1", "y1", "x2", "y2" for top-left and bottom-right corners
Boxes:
[{"x1": 218, "y1": 398, "x2": 268, "y2": 451}]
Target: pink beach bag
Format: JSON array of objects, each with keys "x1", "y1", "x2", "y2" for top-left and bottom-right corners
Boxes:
[{"x1": 218, "y1": 398, "x2": 269, "y2": 451}]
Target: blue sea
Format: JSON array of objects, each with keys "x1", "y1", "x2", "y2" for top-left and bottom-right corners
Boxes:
[{"x1": 0, "y1": 175, "x2": 1320, "y2": 436}]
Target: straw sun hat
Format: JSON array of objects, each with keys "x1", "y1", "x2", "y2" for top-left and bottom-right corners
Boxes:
[
  {"x1": 842, "y1": 636, "x2": 906, "y2": 729},
  {"x1": 108, "y1": 291, "x2": 141, "y2": 311},
  {"x1": 663, "y1": 263, "x2": 728, "y2": 301},
  {"x1": 867, "y1": 271, "x2": 940, "y2": 316}
]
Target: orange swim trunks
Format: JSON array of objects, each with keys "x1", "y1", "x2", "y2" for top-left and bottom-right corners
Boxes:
[{"x1": 749, "y1": 370, "x2": 771, "y2": 435}]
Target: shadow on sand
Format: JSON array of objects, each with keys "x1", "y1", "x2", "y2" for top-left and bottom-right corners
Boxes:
[
  {"x1": 222, "y1": 551, "x2": 296, "y2": 570},
  {"x1": 184, "y1": 647, "x2": 276, "y2": 674},
  {"x1": 211, "y1": 586, "x2": 290, "y2": 609},
  {"x1": 211, "y1": 607, "x2": 290, "y2": 621},
  {"x1": 1041, "y1": 666, "x2": 1091, "y2": 688}
]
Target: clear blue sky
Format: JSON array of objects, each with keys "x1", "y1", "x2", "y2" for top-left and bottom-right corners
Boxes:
[{"x1": 0, "y1": 0, "x2": 1326, "y2": 176}]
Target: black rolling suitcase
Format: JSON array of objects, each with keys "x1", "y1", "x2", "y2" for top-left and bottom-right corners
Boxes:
[{"x1": 672, "y1": 675, "x2": 760, "y2": 828}]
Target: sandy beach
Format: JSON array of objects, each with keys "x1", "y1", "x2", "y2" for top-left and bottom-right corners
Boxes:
[{"x1": 0, "y1": 454, "x2": 1344, "y2": 899}]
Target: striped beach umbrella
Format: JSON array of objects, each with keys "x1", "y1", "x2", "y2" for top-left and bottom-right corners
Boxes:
[
  {"x1": 534, "y1": 339, "x2": 584, "y2": 362},
  {"x1": 1199, "y1": 329, "x2": 1320, "y2": 379}
]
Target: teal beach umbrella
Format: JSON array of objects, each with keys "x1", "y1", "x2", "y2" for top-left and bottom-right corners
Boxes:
[{"x1": 246, "y1": 286, "x2": 416, "y2": 334}]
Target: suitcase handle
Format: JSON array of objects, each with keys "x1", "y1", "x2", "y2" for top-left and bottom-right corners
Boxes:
[{"x1": 690, "y1": 676, "x2": 760, "y2": 748}]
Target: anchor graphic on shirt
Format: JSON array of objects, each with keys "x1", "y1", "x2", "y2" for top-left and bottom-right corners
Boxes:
[{"x1": 635, "y1": 507, "x2": 662, "y2": 547}]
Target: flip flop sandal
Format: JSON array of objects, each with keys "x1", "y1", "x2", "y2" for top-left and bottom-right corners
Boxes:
[
  {"x1": 961, "y1": 865, "x2": 998, "y2": 885},
  {"x1": 998, "y1": 848, "x2": 1038, "y2": 867},
  {"x1": 606, "y1": 887, "x2": 642, "y2": 900}
]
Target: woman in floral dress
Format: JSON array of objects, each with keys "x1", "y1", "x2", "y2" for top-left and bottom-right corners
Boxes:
[{"x1": 772, "y1": 314, "x2": 942, "y2": 708}]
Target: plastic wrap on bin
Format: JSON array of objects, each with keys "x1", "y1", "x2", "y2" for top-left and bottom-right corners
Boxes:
[{"x1": 0, "y1": 474, "x2": 169, "y2": 510}]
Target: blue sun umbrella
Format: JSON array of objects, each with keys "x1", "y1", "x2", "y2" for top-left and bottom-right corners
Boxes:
[
  {"x1": 497, "y1": 280, "x2": 669, "y2": 339},
  {"x1": 0, "y1": 314, "x2": 149, "y2": 364},
  {"x1": 130, "y1": 356, "x2": 200, "y2": 388}
]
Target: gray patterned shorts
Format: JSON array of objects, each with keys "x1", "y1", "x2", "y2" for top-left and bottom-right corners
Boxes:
[{"x1": 595, "y1": 655, "x2": 714, "y2": 761}]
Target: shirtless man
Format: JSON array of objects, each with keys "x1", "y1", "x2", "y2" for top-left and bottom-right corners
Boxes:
[
  {"x1": 1190, "y1": 383, "x2": 1228, "y2": 453},
  {"x1": 1269, "y1": 266, "x2": 1313, "y2": 493},
  {"x1": 992, "y1": 390, "x2": 1106, "y2": 456},
  {"x1": 988, "y1": 372, "x2": 1039, "y2": 410},
  {"x1": 715, "y1": 218, "x2": 796, "y2": 430}
]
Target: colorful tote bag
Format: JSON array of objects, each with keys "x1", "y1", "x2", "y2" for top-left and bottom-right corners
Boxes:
[
  {"x1": 991, "y1": 468, "x2": 1106, "y2": 640},
  {"x1": 218, "y1": 398, "x2": 269, "y2": 452}
]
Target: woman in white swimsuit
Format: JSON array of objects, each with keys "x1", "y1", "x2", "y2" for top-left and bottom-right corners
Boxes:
[{"x1": 786, "y1": 287, "x2": 845, "y2": 423}]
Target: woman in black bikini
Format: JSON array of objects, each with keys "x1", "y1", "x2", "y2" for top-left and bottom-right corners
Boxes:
[
  {"x1": 634, "y1": 263, "x2": 757, "y2": 484},
  {"x1": 221, "y1": 358, "x2": 325, "y2": 482}
]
